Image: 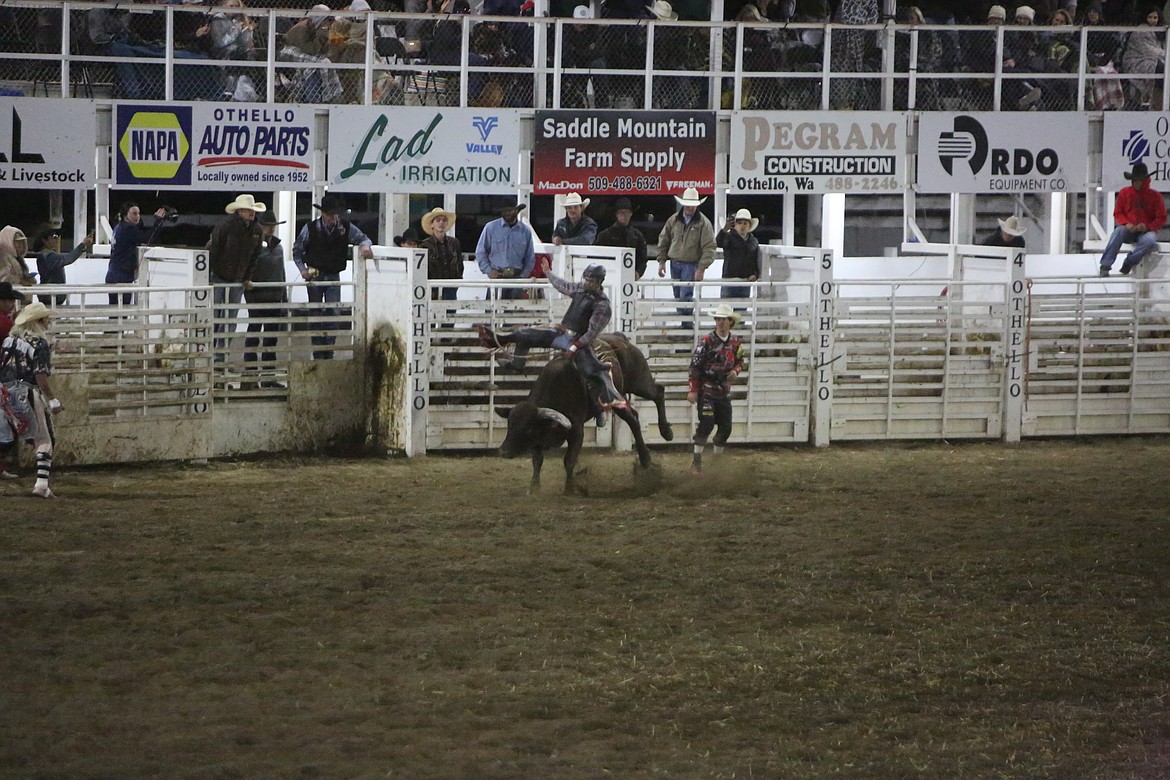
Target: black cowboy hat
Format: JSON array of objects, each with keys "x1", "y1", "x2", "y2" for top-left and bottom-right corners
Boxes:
[
  {"x1": 313, "y1": 193, "x2": 351, "y2": 216},
  {"x1": 1124, "y1": 162, "x2": 1152, "y2": 180},
  {"x1": 613, "y1": 197, "x2": 637, "y2": 213},
  {"x1": 255, "y1": 211, "x2": 286, "y2": 226},
  {"x1": 496, "y1": 202, "x2": 527, "y2": 214},
  {"x1": 393, "y1": 228, "x2": 421, "y2": 246},
  {"x1": 0, "y1": 281, "x2": 27, "y2": 302}
]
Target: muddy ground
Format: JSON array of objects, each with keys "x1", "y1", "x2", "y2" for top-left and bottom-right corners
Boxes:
[{"x1": 2, "y1": 439, "x2": 1169, "y2": 779}]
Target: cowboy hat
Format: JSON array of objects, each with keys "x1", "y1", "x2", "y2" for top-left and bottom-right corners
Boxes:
[
  {"x1": 613, "y1": 197, "x2": 635, "y2": 213},
  {"x1": 497, "y1": 202, "x2": 527, "y2": 214},
  {"x1": 572, "y1": 5, "x2": 593, "y2": 18},
  {"x1": 647, "y1": 0, "x2": 678, "y2": 19},
  {"x1": 14, "y1": 301, "x2": 52, "y2": 327},
  {"x1": 1124, "y1": 162, "x2": 1152, "y2": 180},
  {"x1": 0, "y1": 281, "x2": 27, "y2": 302},
  {"x1": 421, "y1": 207, "x2": 457, "y2": 236},
  {"x1": 731, "y1": 208, "x2": 759, "y2": 232},
  {"x1": 709, "y1": 303, "x2": 740, "y2": 328},
  {"x1": 675, "y1": 187, "x2": 707, "y2": 207},
  {"x1": 255, "y1": 211, "x2": 285, "y2": 226},
  {"x1": 313, "y1": 193, "x2": 351, "y2": 216},
  {"x1": 393, "y1": 228, "x2": 421, "y2": 246},
  {"x1": 225, "y1": 194, "x2": 267, "y2": 214},
  {"x1": 563, "y1": 192, "x2": 590, "y2": 210},
  {"x1": 997, "y1": 215, "x2": 1026, "y2": 236}
]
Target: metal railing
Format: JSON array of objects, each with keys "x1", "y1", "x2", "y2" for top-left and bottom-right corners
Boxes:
[{"x1": 1, "y1": 1, "x2": 1167, "y2": 111}]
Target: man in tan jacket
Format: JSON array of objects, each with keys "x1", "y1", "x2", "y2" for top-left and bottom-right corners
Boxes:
[{"x1": 657, "y1": 188, "x2": 716, "y2": 324}]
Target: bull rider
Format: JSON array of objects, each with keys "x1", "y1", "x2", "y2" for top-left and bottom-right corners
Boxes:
[{"x1": 476, "y1": 258, "x2": 627, "y2": 427}]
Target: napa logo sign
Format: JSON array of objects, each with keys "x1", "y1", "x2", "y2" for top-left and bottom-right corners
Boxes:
[{"x1": 115, "y1": 105, "x2": 193, "y2": 186}]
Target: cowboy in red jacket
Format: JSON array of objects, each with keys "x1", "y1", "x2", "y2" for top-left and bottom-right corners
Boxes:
[{"x1": 1099, "y1": 162, "x2": 1167, "y2": 277}]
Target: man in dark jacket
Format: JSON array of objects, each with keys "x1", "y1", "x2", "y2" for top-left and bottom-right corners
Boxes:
[
  {"x1": 292, "y1": 193, "x2": 374, "y2": 359},
  {"x1": 715, "y1": 208, "x2": 760, "y2": 299},
  {"x1": 243, "y1": 211, "x2": 288, "y2": 384},
  {"x1": 595, "y1": 197, "x2": 648, "y2": 278},
  {"x1": 207, "y1": 194, "x2": 264, "y2": 355},
  {"x1": 33, "y1": 231, "x2": 94, "y2": 305},
  {"x1": 980, "y1": 215, "x2": 1027, "y2": 248}
]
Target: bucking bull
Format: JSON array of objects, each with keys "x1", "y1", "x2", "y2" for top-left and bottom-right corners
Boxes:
[{"x1": 488, "y1": 332, "x2": 674, "y2": 493}]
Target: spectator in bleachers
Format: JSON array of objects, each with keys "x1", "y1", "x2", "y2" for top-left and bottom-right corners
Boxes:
[
  {"x1": 1037, "y1": 8, "x2": 1079, "y2": 108},
  {"x1": 1002, "y1": 6, "x2": 1045, "y2": 109},
  {"x1": 1081, "y1": 1, "x2": 1121, "y2": 65},
  {"x1": 715, "y1": 208, "x2": 760, "y2": 300},
  {"x1": 280, "y1": 4, "x2": 344, "y2": 101},
  {"x1": 981, "y1": 215, "x2": 1028, "y2": 248},
  {"x1": 1098, "y1": 161, "x2": 1166, "y2": 276},
  {"x1": 552, "y1": 192, "x2": 598, "y2": 246},
  {"x1": 562, "y1": 6, "x2": 606, "y2": 107},
  {"x1": 327, "y1": 0, "x2": 373, "y2": 103},
  {"x1": 207, "y1": 0, "x2": 259, "y2": 100},
  {"x1": 829, "y1": 0, "x2": 879, "y2": 109},
  {"x1": 1122, "y1": 7, "x2": 1166, "y2": 107},
  {"x1": 32, "y1": 231, "x2": 94, "y2": 306},
  {"x1": 107, "y1": 203, "x2": 169, "y2": 306},
  {"x1": 420, "y1": 207, "x2": 462, "y2": 302},
  {"x1": 0, "y1": 227, "x2": 33, "y2": 287},
  {"x1": 596, "y1": 198, "x2": 648, "y2": 278},
  {"x1": 426, "y1": 0, "x2": 470, "y2": 68},
  {"x1": 475, "y1": 203, "x2": 535, "y2": 300}
]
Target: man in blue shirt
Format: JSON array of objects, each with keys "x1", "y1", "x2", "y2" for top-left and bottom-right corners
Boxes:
[{"x1": 475, "y1": 203, "x2": 535, "y2": 301}]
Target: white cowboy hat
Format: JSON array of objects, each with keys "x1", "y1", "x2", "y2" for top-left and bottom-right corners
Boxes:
[
  {"x1": 731, "y1": 208, "x2": 759, "y2": 232},
  {"x1": 998, "y1": 215, "x2": 1026, "y2": 236},
  {"x1": 709, "y1": 303, "x2": 741, "y2": 328},
  {"x1": 14, "y1": 301, "x2": 53, "y2": 327},
  {"x1": 421, "y1": 206, "x2": 456, "y2": 236},
  {"x1": 225, "y1": 194, "x2": 267, "y2": 214},
  {"x1": 647, "y1": 0, "x2": 678, "y2": 19},
  {"x1": 563, "y1": 192, "x2": 590, "y2": 209},
  {"x1": 675, "y1": 187, "x2": 707, "y2": 207}
]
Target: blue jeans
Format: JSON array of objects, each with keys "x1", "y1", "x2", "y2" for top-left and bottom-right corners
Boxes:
[
  {"x1": 306, "y1": 273, "x2": 342, "y2": 359},
  {"x1": 722, "y1": 284, "x2": 751, "y2": 300},
  {"x1": 1100, "y1": 227, "x2": 1159, "y2": 272},
  {"x1": 669, "y1": 260, "x2": 698, "y2": 303},
  {"x1": 211, "y1": 273, "x2": 244, "y2": 352}
]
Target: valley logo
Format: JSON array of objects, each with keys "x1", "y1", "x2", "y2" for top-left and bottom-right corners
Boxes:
[
  {"x1": 468, "y1": 115, "x2": 502, "y2": 154},
  {"x1": 935, "y1": 114, "x2": 1063, "y2": 190}
]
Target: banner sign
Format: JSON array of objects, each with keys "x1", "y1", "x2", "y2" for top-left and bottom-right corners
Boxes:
[
  {"x1": 533, "y1": 110, "x2": 716, "y2": 195},
  {"x1": 327, "y1": 107, "x2": 520, "y2": 193},
  {"x1": 0, "y1": 98, "x2": 96, "y2": 188},
  {"x1": 918, "y1": 112, "x2": 1088, "y2": 194},
  {"x1": 1102, "y1": 113, "x2": 1170, "y2": 191},
  {"x1": 729, "y1": 111, "x2": 907, "y2": 194},
  {"x1": 115, "y1": 103, "x2": 315, "y2": 189}
]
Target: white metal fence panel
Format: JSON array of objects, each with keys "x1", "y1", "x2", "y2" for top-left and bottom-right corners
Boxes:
[
  {"x1": 1022, "y1": 277, "x2": 1170, "y2": 436},
  {"x1": 830, "y1": 279, "x2": 1009, "y2": 440}
]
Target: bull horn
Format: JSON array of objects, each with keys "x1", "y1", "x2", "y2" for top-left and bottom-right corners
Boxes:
[{"x1": 537, "y1": 407, "x2": 572, "y2": 429}]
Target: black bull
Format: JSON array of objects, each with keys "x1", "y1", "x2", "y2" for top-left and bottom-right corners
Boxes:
[{"x1": 495, "y1": 334, "x2": 674, "y2": 493}]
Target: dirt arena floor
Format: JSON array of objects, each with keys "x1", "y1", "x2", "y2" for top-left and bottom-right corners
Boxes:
[{"x1": 3, "y1": 438, "x2": 1169, "y2": 779}]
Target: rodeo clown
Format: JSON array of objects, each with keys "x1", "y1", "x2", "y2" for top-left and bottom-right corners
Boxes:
[
  {"x1": 476, "y1": 257, "x2": 627, "y2": 427},
  {"x1": 0, "y1": 302, "x2": 64, "y2": 498},
  {"x1": 688, "y1": 303, "x2": 746, "y2": 474}
]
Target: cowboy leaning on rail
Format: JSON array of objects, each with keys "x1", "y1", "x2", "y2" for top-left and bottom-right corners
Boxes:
[{"x1": 477, "y1": 258, "x2": 627, "y2": 428}]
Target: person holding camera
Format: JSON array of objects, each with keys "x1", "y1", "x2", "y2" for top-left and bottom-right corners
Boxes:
[
  {"x1": 475, "y1": 203, "x2": 535, "y2": 301},
  {"x1": 107, "y1": 202, "x2": 170, "y2": 306}
]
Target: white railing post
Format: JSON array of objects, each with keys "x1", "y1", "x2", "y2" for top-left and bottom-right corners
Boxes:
[
  {"x1": 1003, "y1": 248, "x2": 1027, "y2": 443},
  {"x1": 266, "y1": 9, "x2": 277, "y2": 103},
  {"x1": 553, "y1": 19, "x2": 563, "y2": 109},
  {"x1": 993, "y1": 25, "x2": 1004, "y2": 110},
  {"x1": 1077, "y1": 26, "x2": 1088, "y2": 110},
  {"x1": 812, "y1": 248, "x2": 835, "y2": 447},
  {"x1": 907, "y1": 28, "x2": 919, "y2": 110},
  {"x1": 408, "y1": 247, "x2": 429, "y2": 457},
  {"x1": 882, "y1": 22, "x2": 896, "y2": 110},
  {"x1": 645, "y1": 22, "x2": 655, "y2": 110},
  {"x1": 820, "y1": 25, "x2": 832, "y2": 109}
]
